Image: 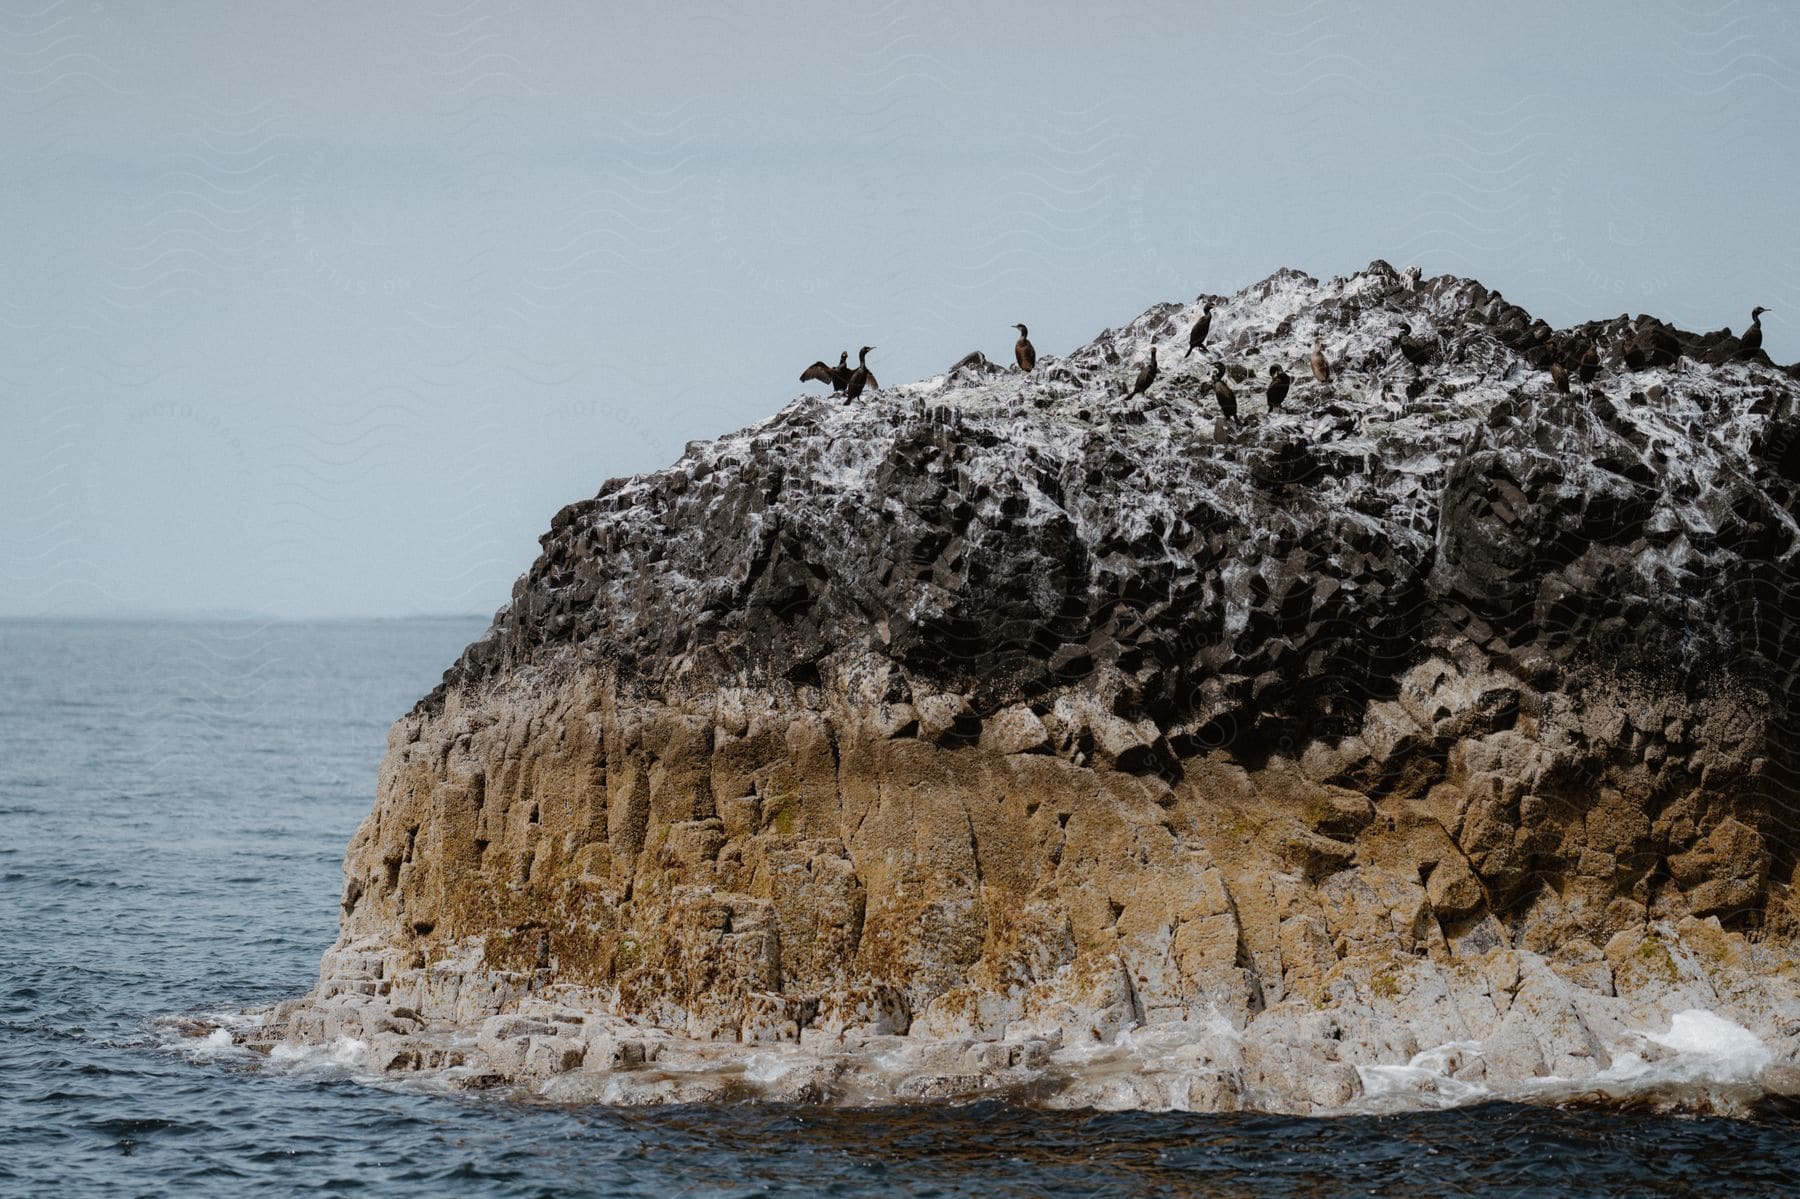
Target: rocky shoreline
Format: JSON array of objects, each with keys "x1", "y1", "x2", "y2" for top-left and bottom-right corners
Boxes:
[
  {"x1": 248, "y1": 263, "x2": 1800, "y2": 1114},
  {"x1": 255, "y1": 920, "x2": 1796, "y2": 1113}
]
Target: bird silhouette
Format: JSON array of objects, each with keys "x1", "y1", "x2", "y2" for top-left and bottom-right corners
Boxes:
[
  {"x1": 800, "y1": 351, "x2": 851, "y2": 393},
  {"x1": 1186, "y1": 303, "x2": 1216, "y2": 359},
  {"x1": 1742, "y1": 306, "x2": 1769, "y2": 356},
  {"x1": 1013, "y1": 324, "x2": 1036, "y2": 372},
  {"x1": 1128, "y1": 346, "x2": 1159, "y2": 399},
  {"x1": 1211, "y1": 363, "x2": 1237, "y2": 421},
  {"x1": 1266, "y1": 364, "x2": 1292, "y2": 412},
  {"x1": 1577, "y1": 342, "x2": 1600, "y2": 384},
  {"x1": 845, "y1": 346, "x2": 878, "y2": 400},
  {"x1": 1394, "y1": 322, "x2": 1436, "y2": 369}
]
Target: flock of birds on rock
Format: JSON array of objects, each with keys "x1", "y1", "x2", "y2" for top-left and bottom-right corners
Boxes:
[{"x1": 800, "y1": 297, "x2": 1775, "y2": 424}]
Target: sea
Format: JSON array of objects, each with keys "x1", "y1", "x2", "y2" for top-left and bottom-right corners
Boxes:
[{"x1": 4, "y1": 617, "x2": 1800, "y2": 1197}]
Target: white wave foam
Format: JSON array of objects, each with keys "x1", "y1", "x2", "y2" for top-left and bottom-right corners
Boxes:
[
  {"x1": 1356, "y1": 1040, "x2": 1491, "y2": 1109},
  {"x1": 1599, "y1": 1010, "x2": 1775, "y2": 1088},
  {"x1": 1647, "y1": 1010, "x2": 1774, "y2": 1074},
  {"x1": 742, "y1": 1050, "x2": 799, "y2": 1085},
  {"x1": 267, "y1": 1034, "x2": 370, "y2": 1077}
]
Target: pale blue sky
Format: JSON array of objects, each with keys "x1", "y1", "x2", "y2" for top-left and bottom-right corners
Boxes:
[{"x1": 3, "y1": 0, "x2": 1796, "y2": 618}]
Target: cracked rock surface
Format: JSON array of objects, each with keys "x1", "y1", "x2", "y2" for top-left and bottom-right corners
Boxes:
[{"x1": 257, "y1": 262, "x2": 1800, "y2": 1114}]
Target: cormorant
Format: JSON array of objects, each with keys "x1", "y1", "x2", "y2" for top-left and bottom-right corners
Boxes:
[
  {"x1": 1742, "y1": 306, "x2": 1768, "y2": 355},
  {"x1": 1211, "y1": 363, "x2": 1237, "y2": 421},
  {"x1": 1186, "y1": 302, "x2": 1216, "y2": 359},
  {"x1": 800, "y1": 350, "x2": 851, "y2": 393},
  {"x1": 1577, "y1": 342, "x2": 1600, "y2": 384},
  {"x1": 1013, "y1": 324, "x2": 1036, "y2": 372},
  {"x1": 1621, "y1": 338, "x2": 1647, "y2": 372},
  {"x1": 1128, "y1": 346, "x2": 1158, "y2": 399},
  {"x1": 845, "y1": 346, "x2": 878, "y2": 400},
  {"x1": 1266, "y1": 364, "x2": 1291, "y2": 412},
  {"x1": 1549, "y1": 361, "x2": 1570, "y2": 394},
  {"x1": 1395, "y1": 322, "x2": 1435, "y2": 368},
  {"x1": 1310, "y1": 337, "x2": 1331, "y2": 384}
]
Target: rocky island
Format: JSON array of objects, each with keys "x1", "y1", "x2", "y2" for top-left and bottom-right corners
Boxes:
[{"x1": 257, "y1": 262, "x2": 1800, "y2": 1114}]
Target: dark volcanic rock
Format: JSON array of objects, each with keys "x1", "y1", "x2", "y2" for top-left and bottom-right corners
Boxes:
[{"x1": 434, "y1": 267, "x2": 1800, "y2": 761}]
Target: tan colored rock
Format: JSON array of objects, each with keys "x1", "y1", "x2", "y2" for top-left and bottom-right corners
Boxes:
[
  {"x1": 979, "y1": 704, "x2": 1051, "y2": 756},
  {"x1": 1668, "y1": 817, "x2": 1767, "y2": 920},
  {"x1": 817, "y1": 985, "x2": 910, "y2": 1036},
  {"x1": 916, "y1": 984, "x2": 1019, "y2": 1041},
  {"x1": 914, "y1": 693, "x2": 973, "y2": 744},
  {"x1": 1426, "y1": 855, "x2": 1485, "y2": 921},
  {"x1": 260, "y1": 644, "x2": 1799, "y2": 1114},
  {"x1": 523, "y1": 1035, "x2": 586, "y2": 1080},
  {"x1": 579, "y1": 1029, "x2": 655, "y2": 1069},
  {"x1": 740, "y1": 991, "x2": 819, "y2": 1043}
]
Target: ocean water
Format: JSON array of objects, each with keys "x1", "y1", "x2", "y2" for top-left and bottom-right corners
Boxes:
[{"x1": 4, "y1": 618, "x2": 1799, "y2": 1198}]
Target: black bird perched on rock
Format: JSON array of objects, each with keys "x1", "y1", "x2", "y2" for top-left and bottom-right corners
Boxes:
[
  {"x1": 1128, "y1": 346, "x2": 1158, "y2": 399},
  {"x1": 1211, "y1": 363, "x2": 1237, "y2": 421},
  {"x1": 1577, "y1": 342, "x2": 1600, "y2": 384},
  {"x1": 1549, "y1": 361, "x2": 1570, "y2": 394},
  {"x1": 1266, "y1": 364, "x2": 1292, "y2": 412},
  {"x1": 1186, "y1": 302, "x2": 1217, "y2": 359},
  {"x1": 1310, "y1": 337, "x2": 1331, "y2": 384},
  {"x1": 800, "y1": 350, "x2": 851, "y2": 393},
  {"x1": 1742, "y1": 306, "x2": 1769, "y2": 355},
  {"x1": 1013, "y1": 324, "x2": 1036, "y2": 372},
  {"x1": 1394, "y1": 322, "x2": 1435, "y2": 368},
  {"x1": 845, "y1": 346, "x2": 878, "y2": 400}
]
